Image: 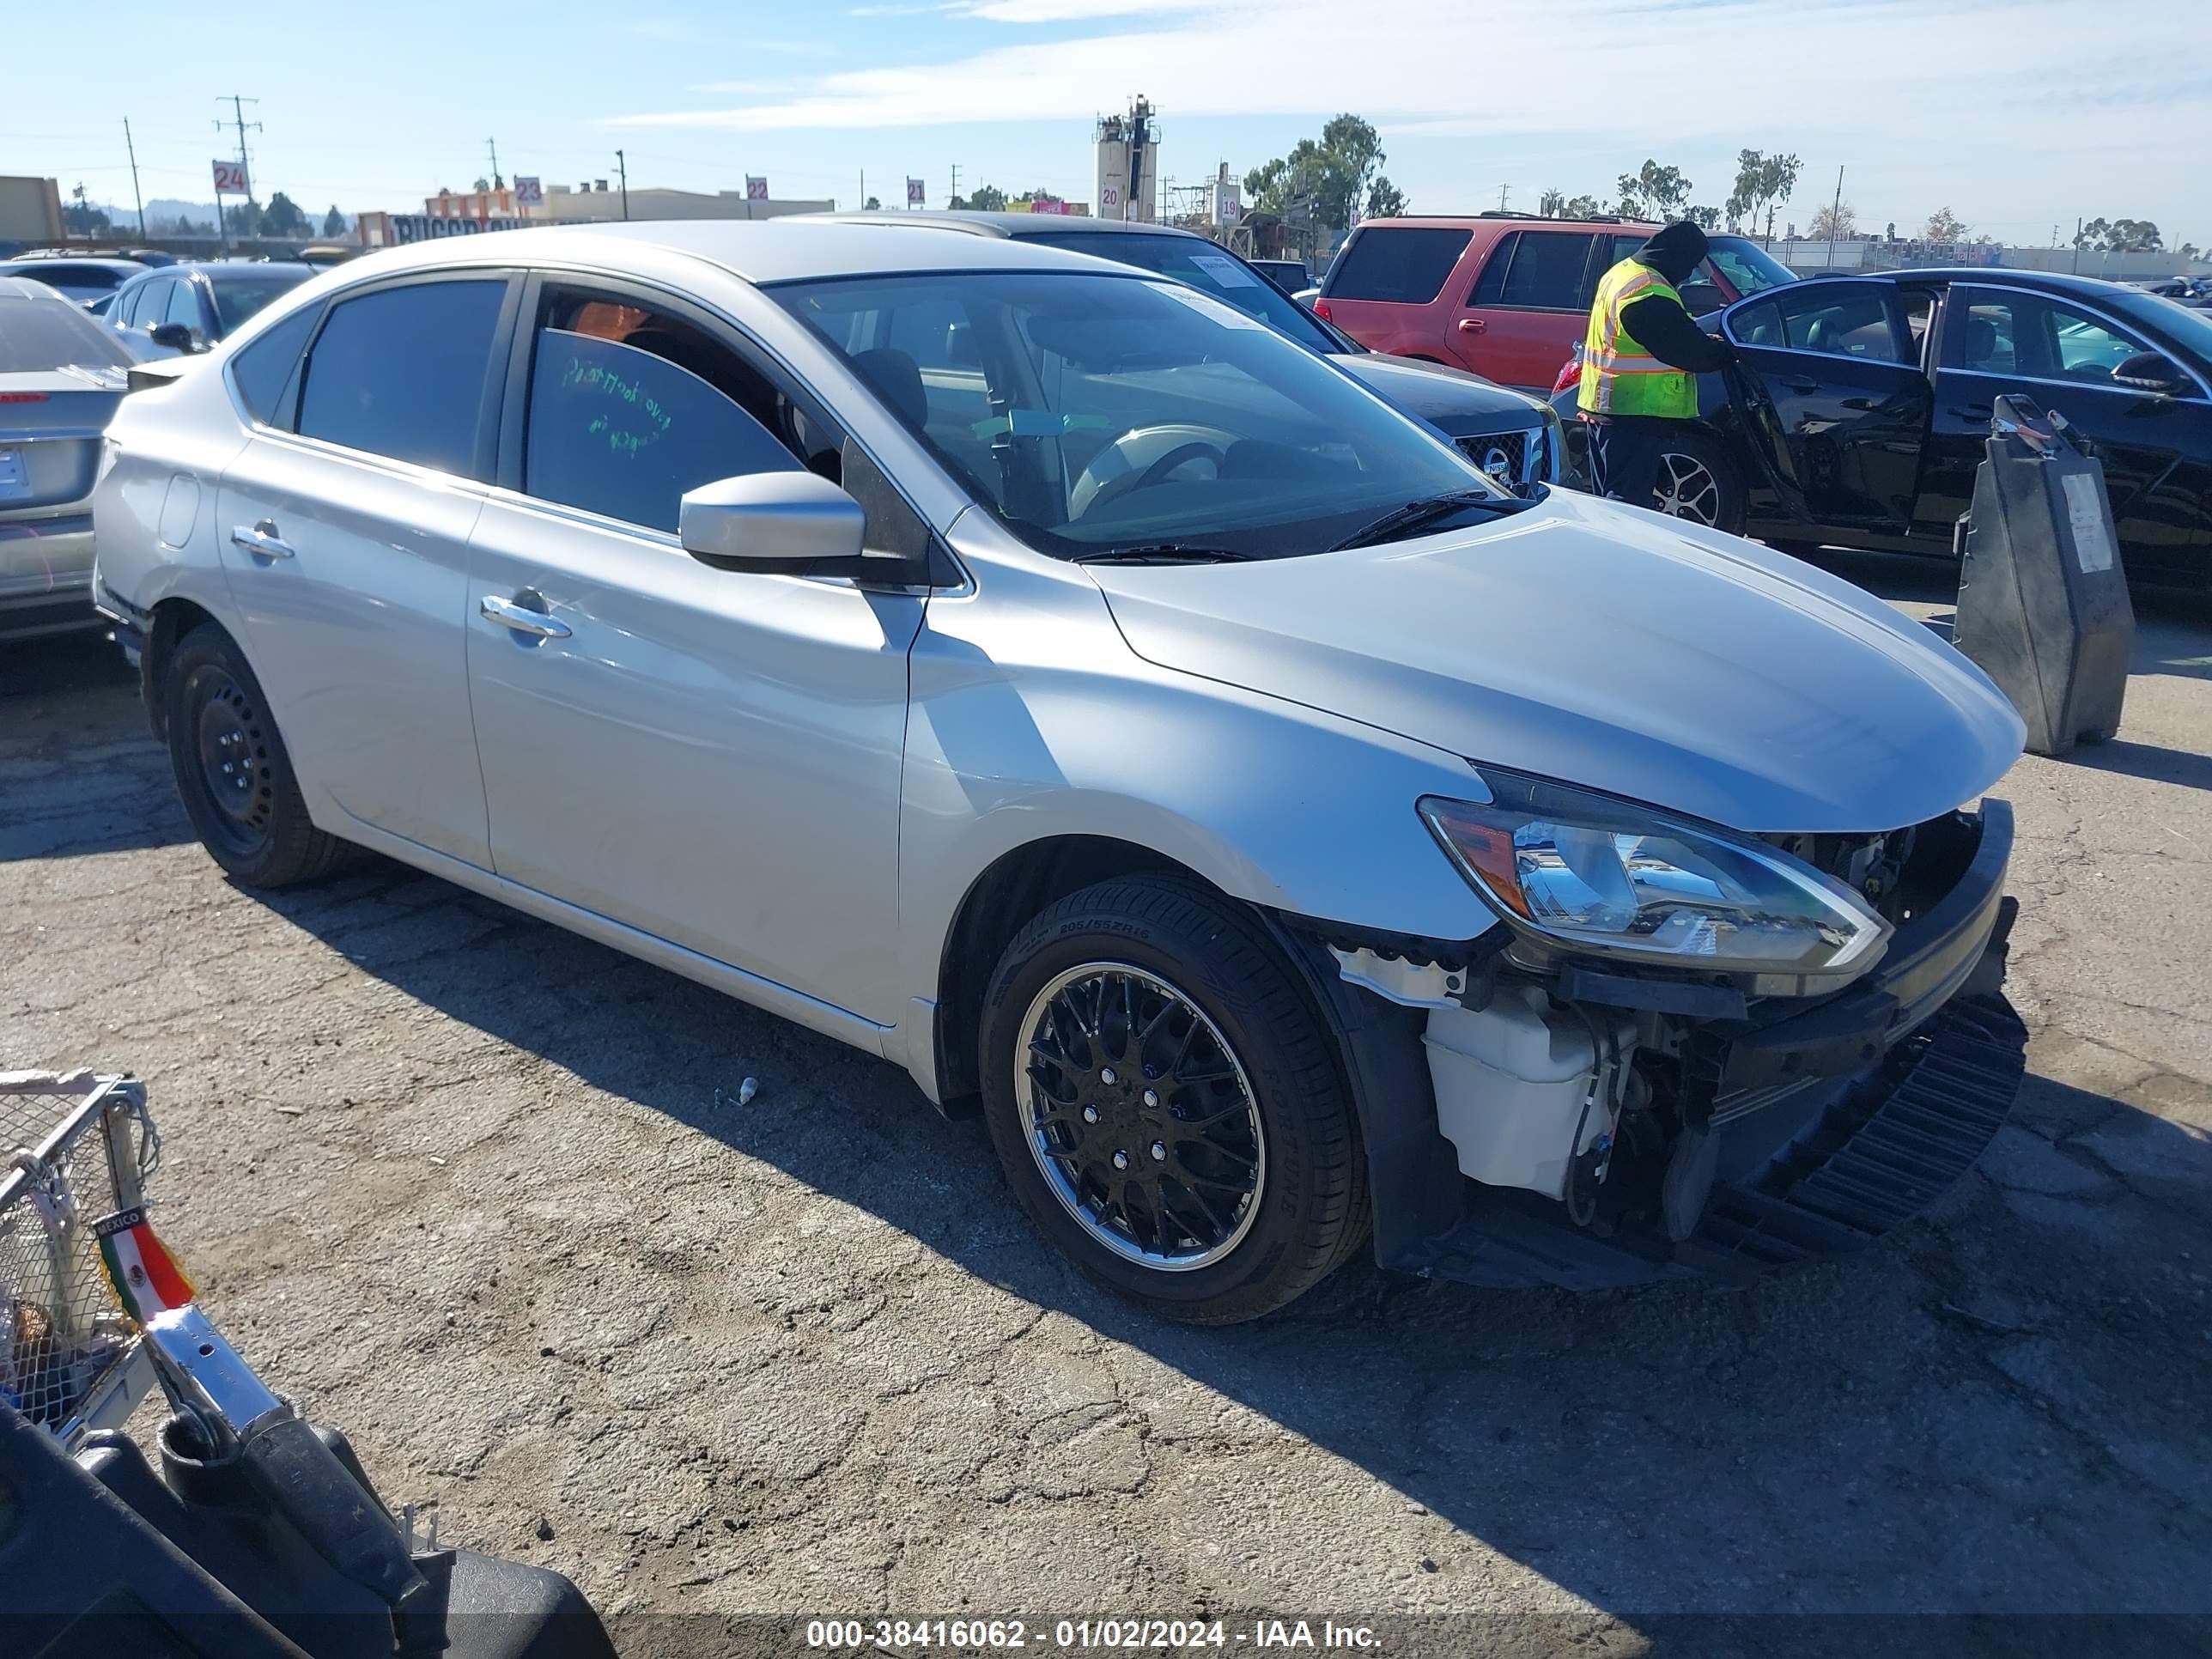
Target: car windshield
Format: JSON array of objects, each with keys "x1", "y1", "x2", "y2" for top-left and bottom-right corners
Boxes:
[
  {"x1": 1024, "y1": 233, "x2": 1345, "y2": 353},
  {"x1": 211, "y1": 271, "x2": 310, "y2": 332},
  {"x1": 0, "y1": 288, "x2": 136, "y2": 373},
  {"x1": 1706, "y1": 237, "x2": 1797, "y2": 297},
  {"x1": 772, "y1": 270, "x2": 1497, "y2": 561}
]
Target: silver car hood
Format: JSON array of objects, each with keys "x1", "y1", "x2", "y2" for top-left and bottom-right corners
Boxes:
[{"x1": 1087, "y1": 492, "x2": 2025, "y2": 834}]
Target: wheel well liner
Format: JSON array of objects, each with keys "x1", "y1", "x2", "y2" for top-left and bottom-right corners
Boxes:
[
  {"x1": 932, "y1": 836, "x2": 1211, "y2": 1111},
  {"x1": 142, "y1": 597, "x2": 221, "y2": 740}
]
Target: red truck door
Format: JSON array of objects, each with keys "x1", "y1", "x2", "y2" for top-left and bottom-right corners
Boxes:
[{"x1": 1450, "y1": 229, "x2": 1599, "y2": 390}]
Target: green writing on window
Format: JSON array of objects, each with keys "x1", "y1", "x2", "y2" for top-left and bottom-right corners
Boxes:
[{"x1": 562, "y1": 352, "x2": 675, "y2": 459}]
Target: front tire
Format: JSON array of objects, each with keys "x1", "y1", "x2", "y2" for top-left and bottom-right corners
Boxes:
[
  {"x1": 163, "y1": 624, "x2": 349, "y2": 888},
  {"x1": 979, "y1": 877, "x2": 1368, "y2": 1324},
  {"x1": 1650, "y1": 431, "x2": 1747, "y2": 533}
]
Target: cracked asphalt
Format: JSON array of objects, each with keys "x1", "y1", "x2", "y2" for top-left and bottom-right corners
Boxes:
[{"x1": 3, "y1": 549, "x2": 2209, "y2": 1655}]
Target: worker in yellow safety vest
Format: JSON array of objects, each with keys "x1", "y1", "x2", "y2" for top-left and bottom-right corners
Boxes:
[{"x1": 1578, "y1": 221, "x2": 1735, "y2": 508}]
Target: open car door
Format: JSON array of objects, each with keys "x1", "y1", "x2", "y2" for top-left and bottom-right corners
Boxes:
[{"x1": 1722, "y1": 278, "x2": 1934, "y2": 534}]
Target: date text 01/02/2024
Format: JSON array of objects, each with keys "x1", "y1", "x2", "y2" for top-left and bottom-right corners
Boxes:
[{"x1": 802, "y1": 1619, "x2": 1383, "y2": 1650}]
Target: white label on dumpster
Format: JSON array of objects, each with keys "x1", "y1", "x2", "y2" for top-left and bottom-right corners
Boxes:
[{"x1": 2063, "y1": 472, "x2": 2114, "y2": 574}]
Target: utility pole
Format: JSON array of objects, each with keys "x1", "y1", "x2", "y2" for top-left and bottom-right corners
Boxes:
[
  {"x1": 615, "y1": 150, "x2": 629, "y2": 221},
  {"x1": 1498, "y1": 183, "x2": 1510, "y2": 213},
  {"x1": 216, "y1": 94, "x2": 263, "y2": 243},
  {"x1": 123, "y1": 119, "x2": 147, "y2": 240},
  {"x1": 2072, "y1": 216, "x2": 2082, "y2": 274},
  {"x1": 860, "y1": 167, "x2": 865, "y2": 210},
  {"x1": 486, "y1": 137, "x2": 503, "y2": 191},
  {"x1": 1825, "y1": 164, "x2": 1844, "y2": 271}
]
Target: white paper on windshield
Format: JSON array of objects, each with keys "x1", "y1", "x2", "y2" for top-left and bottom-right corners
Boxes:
[
  {"x1": 2061, "y1": 471, "x2": 2114, "y2": 574},
  {"x1": 1151, "y1": 281, "x2": 1266, "y2": 328},
  {"x1": 0, "y1": 449, "x2": 27, "y2": 503},
  {"x1": 1189, "y1": 253, "x2": 1261, "y2": 289}
]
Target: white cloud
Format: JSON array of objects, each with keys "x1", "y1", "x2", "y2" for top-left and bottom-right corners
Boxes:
[{"x1": 608, "y1": 0, "x2": 2208, "y2": 234}]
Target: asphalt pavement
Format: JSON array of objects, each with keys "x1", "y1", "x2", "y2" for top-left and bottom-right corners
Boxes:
[{"x1": 3, "y1": 554, "x2": 2208, "y2": 1656}]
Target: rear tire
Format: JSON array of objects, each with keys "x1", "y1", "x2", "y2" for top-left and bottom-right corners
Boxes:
[
  {"x1": 163, "y1": 624, "x2": 350, "y2": 889},
  {"x1": 978, "y1": 877, "x2": 1368, "y2": 1325},
  {"x1": 1651, "y1": 431, "x2": 1747, "y2": 534}
]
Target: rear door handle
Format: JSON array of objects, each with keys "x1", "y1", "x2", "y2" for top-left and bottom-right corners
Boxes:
[
  {"x1": 229, "y1": 520, "x2": 295, "y2": 560},
  {"x1": 1778, "y1": 375, "x2": 1820, "y2": 393},
  {"x1": 479, "y1": 592, "x2": 572, "y2": 641},
  {"x1": 1457, "y1": 318, "x2": 1486, "y2": 333},
  {"x1": 1955, "y1": 402, "x2": 1994, "y2": 420}
]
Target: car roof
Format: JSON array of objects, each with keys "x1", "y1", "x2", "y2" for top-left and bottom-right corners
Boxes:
[
  {"x1": 1359, "y1": 215, "x2": 1660, "y2": 234},
  {"x1": 1789, "y1": 267, "x2": 2166, "y2": 299},
  {"x1": 817, "y1": 210, "x2": 1208, "y2": 243},
  {"x1": 338, "y1": 220, "x2": 1155, "y2": 285},
  {"x1": 0, "y1": 255, "x2": 148, "y2": 273},
  {"x1": 0, "y1": 276, "x2": 75, "y2": 300}
]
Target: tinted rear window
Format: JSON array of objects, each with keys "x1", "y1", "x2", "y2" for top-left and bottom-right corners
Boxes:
[
  {"x1": 0, "y1": 291, "x2": 135, "y2": 373},
  {"x1": 1496, "y1": 232, "x2": 1594, "y2": 308},
  {"x1": 213, "y1": 274, "x2": 309, "y2": 332},
  {"x1": 229, "y1": 304, "x2": 322, "y2": 424},
  {"x1": 3, "y1": 263, "x2": 125, "y2": 292},
  {"x1": 1324, "y1": 227, "x2": 1473, "y2": 304},
  {"x1": 297, "y1": 280, "x2": 507, "y2": 476}
]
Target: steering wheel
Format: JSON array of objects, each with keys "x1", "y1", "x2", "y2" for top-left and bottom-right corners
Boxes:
[{"x1": 1068, "y1": 424, "x2": 1235, "y2": 520}]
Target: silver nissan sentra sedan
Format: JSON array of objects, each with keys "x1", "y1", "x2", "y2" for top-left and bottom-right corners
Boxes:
[{"x1": 92, "y1": 222, "x2": 2029, "y2": 1322}]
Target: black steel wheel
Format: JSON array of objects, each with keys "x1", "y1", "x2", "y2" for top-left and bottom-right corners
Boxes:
[
  {"x1": 163, "y1": 624, "x2": 350, "y2": 888},
  {"x1": 980, "y1": 876, "x2": 1368, "y2": 1324},
  {"x1": 1016, "y1": 962, "x2": 1266, "y2": 1271}
]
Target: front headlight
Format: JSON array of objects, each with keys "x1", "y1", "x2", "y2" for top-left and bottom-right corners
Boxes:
[{"x1": 1420, "y1": 772, "x2": 1890, "y2": 980}]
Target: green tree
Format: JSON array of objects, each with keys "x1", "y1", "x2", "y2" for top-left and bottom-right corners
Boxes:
[
  {"x1": 969, "y1": 183, "x2": 1007, "y2": 212},
  {"x1": 1539, "y1": 188, "x2": 1565, "y2": 218},
  {"x1": 1243, "y1": 113, "x2": 1402, "y2": 259},
  {"x1": 322, "y1": 204, "x2": 346, "y2": 237},
  {"x1": 1922, "y1": 206, "x2": 1967, "y2": 242},
  {"x1": 1725, "y1": 149, "x2": 1800, "y2": 243},
  {"x1": 258, "y1": 191, "x2": 309, "y2": 238},
  {"x1": 64, "y1": 185, "x2": 111, "y2": 236},
  {"x1": 223, "y1": 202, "x2": 258, "y2": 235},
  {"x1": 1613, "y1": 160, "x2": 1692, "y2": 221},
  {"x1": 1687, "y1": 204, "x2": 1721, "y2": 230},
  {"x1": 1808, "y1": 198, "x2": 1858, "y2": 240},
  {"x1": 2075, "y1": 216, "x2": 2162, "y2": 252},
  {"x1": 1564, "y1": 193, "x2": 1602, "y2": 220},
  {"x1": 865, "y1": 195, "x2": 881, "y2": 210}
]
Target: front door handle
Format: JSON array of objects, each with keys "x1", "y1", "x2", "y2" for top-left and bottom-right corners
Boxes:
[
  {"x1": 1955, "y1": 402, "x2": 1994, "y2": 421},
  {"x1": 229, "y1": 520, "x2": 295, "y2": 560},
  {"x1": 1457, "y1": 318, "x2": 1486, "y2": 333},
  {"x1": 1778, "y1": 374, "x2": 1820, "y2": 393},
  {"x1": 479, "y1": 592, "x2": 572, "y2": 640}
]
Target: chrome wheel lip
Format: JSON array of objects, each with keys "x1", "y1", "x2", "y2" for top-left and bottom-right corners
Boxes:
[
  {"x1": 1655, "y1": 451, "x2": 1722, "y2": 526},
  {"x1": 1014, "y1": 960, "x2": 1267, "y2": 1274}
]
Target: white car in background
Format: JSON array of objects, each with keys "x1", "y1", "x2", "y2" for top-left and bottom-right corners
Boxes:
[{"x1": 94, "y1": 222, "x2": 2027, "y2": 1322}]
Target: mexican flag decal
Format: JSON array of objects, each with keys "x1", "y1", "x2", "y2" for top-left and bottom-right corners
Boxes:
[{"x1": 94, "y1": 1206, "x2": 197, "y2": 1323}]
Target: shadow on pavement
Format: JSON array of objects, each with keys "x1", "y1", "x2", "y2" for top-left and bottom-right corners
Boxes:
[
  {"x1": 0, "y1": 631, "x2": 196, "y2": 861},
  {"x1": 244, "y1": 859, "x2": 2212, "y2": 1642}
]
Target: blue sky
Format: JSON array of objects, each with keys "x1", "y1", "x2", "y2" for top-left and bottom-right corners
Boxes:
[{"x1": 7, "y1": 0, "x2": 2205, "y2": 248}]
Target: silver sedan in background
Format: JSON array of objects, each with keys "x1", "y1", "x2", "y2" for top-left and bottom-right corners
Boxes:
[
  {"x1": 1, "y1": 276, "x2": 137, "y2": 639},
  {"x1": 94, "y1": 223, "x2": 2027, "y2": 1322}
]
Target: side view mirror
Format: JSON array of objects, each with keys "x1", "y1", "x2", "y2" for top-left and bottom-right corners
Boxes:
[
  {"x1": 147, "y1": 322, "x2": 198, "y2": 352},
  {"x1": 678, "y1": 471, "x2": 874, "y2": 568},
  {"x1": 2112, "y1": 350, "x2": 2183, "y2": 392}
]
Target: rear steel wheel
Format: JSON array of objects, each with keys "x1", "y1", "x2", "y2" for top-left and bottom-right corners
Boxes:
[
  {"x1": 182, "y1": 664, "x2": 276, "y2": 860},
  {"x1": 1016, "y1": 963, "x2": 1266, "y2": 1271}
]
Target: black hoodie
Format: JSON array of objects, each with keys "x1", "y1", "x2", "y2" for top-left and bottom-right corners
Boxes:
[{"x1": 1610, "y1": 220, "x2": 1732, "y2": 386}]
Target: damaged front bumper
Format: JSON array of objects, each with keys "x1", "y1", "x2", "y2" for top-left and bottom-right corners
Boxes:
[{"x1": 1318, "y1": 799, "x2": 2026, "y2": 1292}]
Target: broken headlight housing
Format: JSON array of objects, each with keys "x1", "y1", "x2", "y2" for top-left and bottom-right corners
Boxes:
[{"x1": 1420, "y1": 771, "x2": 1891, "y2": 981}]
